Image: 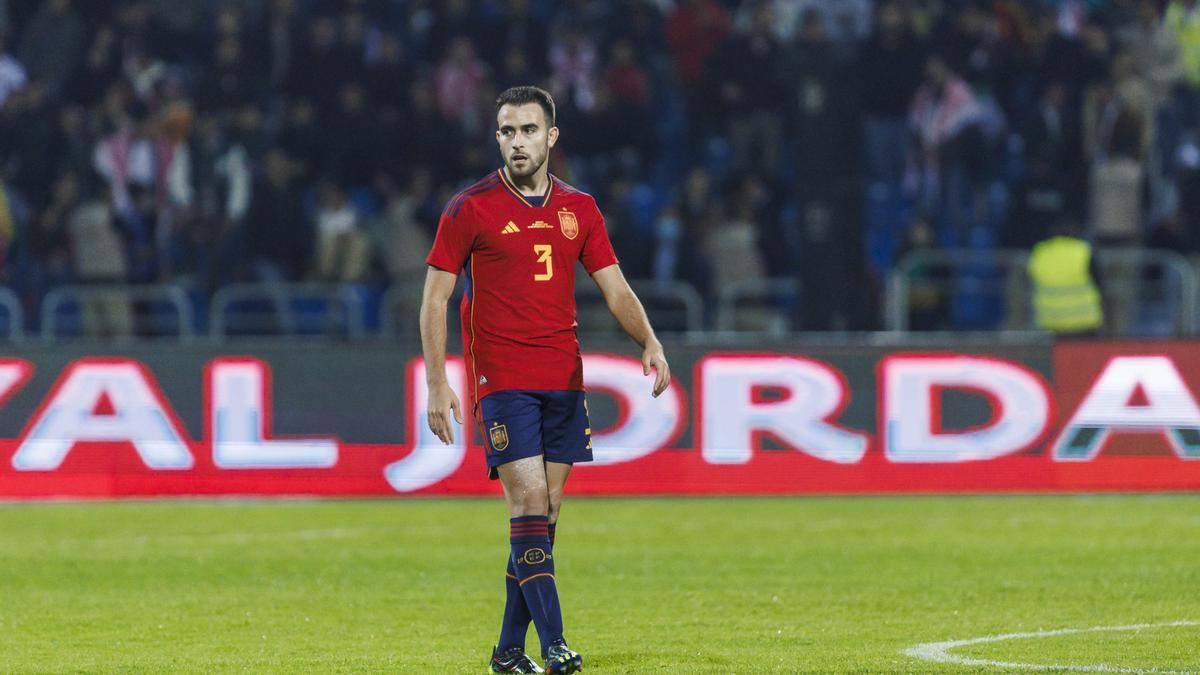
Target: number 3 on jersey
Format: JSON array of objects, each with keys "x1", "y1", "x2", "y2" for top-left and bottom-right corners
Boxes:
[{"x1": 534, "y1": 244, "x2": 553, "y2": 281}]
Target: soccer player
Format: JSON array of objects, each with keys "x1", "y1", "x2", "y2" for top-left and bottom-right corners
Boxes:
[{"x1": 420, "y1": 85, "x2": 671, "y2": 674}]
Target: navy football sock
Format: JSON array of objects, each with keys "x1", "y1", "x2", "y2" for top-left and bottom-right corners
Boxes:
[
  {"x1": 498, "y1": 521, "x2": 557, "y2": 652},
  {"x1": 498, "y1": 553, "x2": 532, "y2": 651},
  {"x1": 509, "y1": 515, "x2": 563, "y2": 656}
]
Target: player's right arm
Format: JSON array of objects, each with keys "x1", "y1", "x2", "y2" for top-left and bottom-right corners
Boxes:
[{"x1": 420, "y1": 265, "x2": 464, "y2": 445}]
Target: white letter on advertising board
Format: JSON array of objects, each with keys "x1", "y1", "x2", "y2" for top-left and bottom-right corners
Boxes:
[
  {"x1": 384, "y1": 358, "x2": 468, "y2": 492},
  {"x1": 699, "y1": 356, "x2": 867, "y2": 464},
  {"x1": 579, "y1": 354, "x2": 681, "y2": 465},
  {"x1": 12, "y1": 361, "x2": 193, "y2": 470},
  {"x1": 882, "y1": 356, "x2": 1050, "y2": 462},
  {"x1": 1052, "y1": 355, "x2": 1200, "y2": 461},
  {"x1": 209, "y1": 359, "x2": 338, "y2": 468},
  {"x1": 0, "y1": 361, "x2": 30, "y2": 403}
]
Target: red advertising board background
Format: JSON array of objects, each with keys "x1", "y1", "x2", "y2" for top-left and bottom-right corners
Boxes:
[{"x1": 0, "y1": 341, "x2": 1196, "y2": 499}]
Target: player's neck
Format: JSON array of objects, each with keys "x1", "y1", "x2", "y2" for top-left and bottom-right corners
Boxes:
[{"x1": 502, "y1": 166, "x2": 550, "y2": 196}]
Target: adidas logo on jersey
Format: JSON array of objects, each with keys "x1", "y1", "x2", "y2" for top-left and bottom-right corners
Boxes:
[{"x1": 502, "y1": 222, "x2": 520, "y2": 234}]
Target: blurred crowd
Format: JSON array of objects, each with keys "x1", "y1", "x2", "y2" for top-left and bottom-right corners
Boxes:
[{"x1": 0, "y1": 0, "x2": 1199, "y2": 333}]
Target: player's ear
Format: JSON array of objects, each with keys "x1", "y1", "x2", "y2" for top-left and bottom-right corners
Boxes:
[
  {"x1": 547, "y1": 126, "x2": 559, "y2": 148},
  {"x1": 495, "y1": 129, "x2": 502, "y2": 144}
]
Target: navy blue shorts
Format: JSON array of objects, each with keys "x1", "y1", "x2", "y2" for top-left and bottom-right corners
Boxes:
[{"x1": 479, "y1": 390, "x2": 593, "y2": 480}]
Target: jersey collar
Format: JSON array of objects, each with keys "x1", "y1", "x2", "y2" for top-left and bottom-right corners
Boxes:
[{"x1": 497, "y1": 168, "x2": 554, "y2": 208}]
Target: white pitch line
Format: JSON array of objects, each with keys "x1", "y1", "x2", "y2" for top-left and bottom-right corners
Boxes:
[{"x1": 902, "y1": 620, "x2": 1200, "y2": 673}]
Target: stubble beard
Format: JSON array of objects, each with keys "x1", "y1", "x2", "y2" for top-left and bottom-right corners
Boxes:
[{"x1": 506, "y1": 150, "x2": 545, "y2": 178}]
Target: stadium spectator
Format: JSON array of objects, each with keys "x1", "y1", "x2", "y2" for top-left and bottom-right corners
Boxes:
[
  {"x1": 425, "y1": 0, "x2": 481, "y2": 62},
  {"x1": 243, "y1": 148, "x2": 309, "y2": 284},
  {"x1": 859, "y1": 1, "x2": 926, "y2": 183},
  {"x1": 1089, "y1": 105, "x2": 1147, "y2": 249},
  {"x1": 365, "y1": 31, "x2": 411, "y2": 117},
  {"x1": 1165, "y1": 0, "x2": 1200, "y2": 131},
  {"x1": 495, "y1": 46, "x2": 541, "y2": 94},
  {"x1": 373, "y1": 170, "x2": 434, "y2": 287},
  {"x1": 1029, "y1": 219, "x2": 1105, "y2": 337},
  {"x1": 787, "y1": 0, "x2": 874, "y2": 45},
  {"x1": 65, "y1": 178, "x2": 133, "y2": 337},
  {"x1": 16, "y1": 0, "x2": 83, "y2": 97},
  {"x1": 2, "y1": 80, "x2": 58, "y2": 209},
  {"x1": 284, "y1": 14, "x2": 353, "y2": 116},
  {"x1": 64, "y1": 25, "x2": 119, "y2": 109},
  {"x1": 324, "y1": 82, "x2": 381, "y2": 189},
  {"x1": 787, "y1": 9, "x2": 859, "y2": 189},
  {"x1": 0, "y1": 33, "x2": 25, "y2": 109},
  {"x1": 197, "y1": 36, "x2": 266, "y2": 114},
  {"x1": 666, "y1": 0, "x2": 731, "y2": 149},
  {"x1": 548, "y1": 27, "x2": 599, "y2": 113},
  {"x1": 314, "y1": 180, "x2": 369, "y2": 283},
  {"x1": 909, "y1": 53, "x2": 986, "y2": 246},
  {"x1": 898, "y1": 216, "x2": 950, "y2": 331},
  {"x1": 372, "y1": 172, "x2": 433, "y2": 339},
  {"x1": 664, "y1": 167, "x2": 718, "y2": 297},
  {"x1": 480, "y1": 0, "x2": 547, "y2": 75},
  {"x1": 263, "y1": 0, "x2": 301, "y2": 89},
  {"x1": 716, "y1": 1, "x2": 786, "y2": 173},
  {"x1": 704, "y1": 178, "x2": 768, "y2": 309},
  {"x1": 604, "y1": 40, "x2": 651, "y2": 111},
  {"x1": 433, "y1": 36, "x2": 490, "y2": 127}
]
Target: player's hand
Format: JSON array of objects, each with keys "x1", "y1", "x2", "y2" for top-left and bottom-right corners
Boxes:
[
  {"x1": 426, "y1": 381, "x2": 463, "y2": 445},
  {"x1": 642, "y1": 341, "x2": 671, "y2": 398}
]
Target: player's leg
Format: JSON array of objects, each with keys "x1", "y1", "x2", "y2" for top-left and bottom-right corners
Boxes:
[
  {"x1": 483, "y1": 393, "x2": 551, "y2": 672},
  {"x1": 545, "y1": 460, "x2": 572, "y2": 543},
  {"x1": 541, "y1": 391, "x2": 592, "y2": 535},
  {"x1": 496, "y1": 475, "x2": 538, "y2": 672},
  {"x1": 536, "y1": 393, "x2": 592, "y2": 674},
  {"x1": 501, "y1": 459, "x2": 570, "y2": 668},
  {"x1": 497, "y1": 455, "x2": 565, "y2": 661}
]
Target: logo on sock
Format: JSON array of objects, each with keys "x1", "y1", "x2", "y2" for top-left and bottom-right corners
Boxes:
[
  {"x1": 489, "y1": 422, "x2": 509, "y2": 451},
  {"x1": 520, "y1": 547, "x2": 551, "y2": 565}
]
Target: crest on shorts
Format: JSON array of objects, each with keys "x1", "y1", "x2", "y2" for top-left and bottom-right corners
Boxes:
[
  {"x1": 558, "y1": 209, "x2": 579, "y2": 240},
  {"x1": 489, "y1": 422, "x2": 509, "y2": 452}
]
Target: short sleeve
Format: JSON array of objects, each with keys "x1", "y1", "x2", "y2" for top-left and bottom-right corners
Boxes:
[
  {"x1": 580, "y1": 200, "x2": 619, "y2": 274},
  {"x1": 425, "y1": 201, "x2": 475, "y2": 274}
]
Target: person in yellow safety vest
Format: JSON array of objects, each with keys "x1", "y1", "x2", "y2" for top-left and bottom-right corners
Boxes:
[{"x1": 1028, "y1": 223, "x2": 1105, "y2": 337}]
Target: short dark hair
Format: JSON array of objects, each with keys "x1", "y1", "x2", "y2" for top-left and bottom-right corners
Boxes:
[{"x1": 495, "y1": 86, "x2": 556, "y2": 127}]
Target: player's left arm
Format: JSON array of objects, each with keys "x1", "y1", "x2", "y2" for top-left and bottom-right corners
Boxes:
[{"x1": 591, "y1": 264, "x2": 671, "y2": 397}]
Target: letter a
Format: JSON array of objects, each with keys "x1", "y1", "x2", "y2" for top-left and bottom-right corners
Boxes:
[
  {"x1": 1053, "y1": 356, "x2": 1200, "y2": 461},
  {"x1": 13, "y1": 360, "x2": 192, "y2": 470}
]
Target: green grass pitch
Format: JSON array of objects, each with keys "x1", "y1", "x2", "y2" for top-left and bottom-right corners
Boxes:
[{"x1": 0, "y1": 495, "x2": 1197, "y2": 673}]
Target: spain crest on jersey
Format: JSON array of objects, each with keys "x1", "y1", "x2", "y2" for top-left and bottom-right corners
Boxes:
[
  {"x1": 558, "y1": 209, "x2": 579, "y2": 240},
  {"x1": 489, "y1": 422, "x2": 509, "y2": 452}
]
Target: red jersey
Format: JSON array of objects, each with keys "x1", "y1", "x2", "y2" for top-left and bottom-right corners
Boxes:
[{"x1": 426, "y1": 169, "x2": 619, "y2": 411}]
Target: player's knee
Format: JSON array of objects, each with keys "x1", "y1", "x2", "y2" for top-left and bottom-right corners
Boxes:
[{"x1": 512, "y1": 487, "x2": 549, "y2": 517}]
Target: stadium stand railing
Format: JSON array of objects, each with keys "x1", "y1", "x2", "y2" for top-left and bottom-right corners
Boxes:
[
  {"x1": 886, "y1": 248, "x2": 1199, "y2": 336},
  {"x1": 715, "y1": 278, "x2": 802, "y2": 334},
  {"x1": 209, "y1": 282, "x2": 367, "y2": 341},
  {"x1": 577, "y1": 279, "x2": 705, "y2": 334},
  {"x1": 378, "y1": 278, "x2": 706, "y2": 340},
  {"x1": 40, "y1": 284, "x2": 195, "y2": 343},
  {"x1": 378, "y1": 277, "x2": 459, "y2": 342}
]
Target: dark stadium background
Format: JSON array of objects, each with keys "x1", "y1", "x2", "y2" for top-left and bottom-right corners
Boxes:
[{"x1": 0, "y1": 0, "x2": 1196, "y2": 339}]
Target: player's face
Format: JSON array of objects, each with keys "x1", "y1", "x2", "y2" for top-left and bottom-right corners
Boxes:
[{"x1": 496, "y1": 103, "x2": 558, "y2": 178}]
